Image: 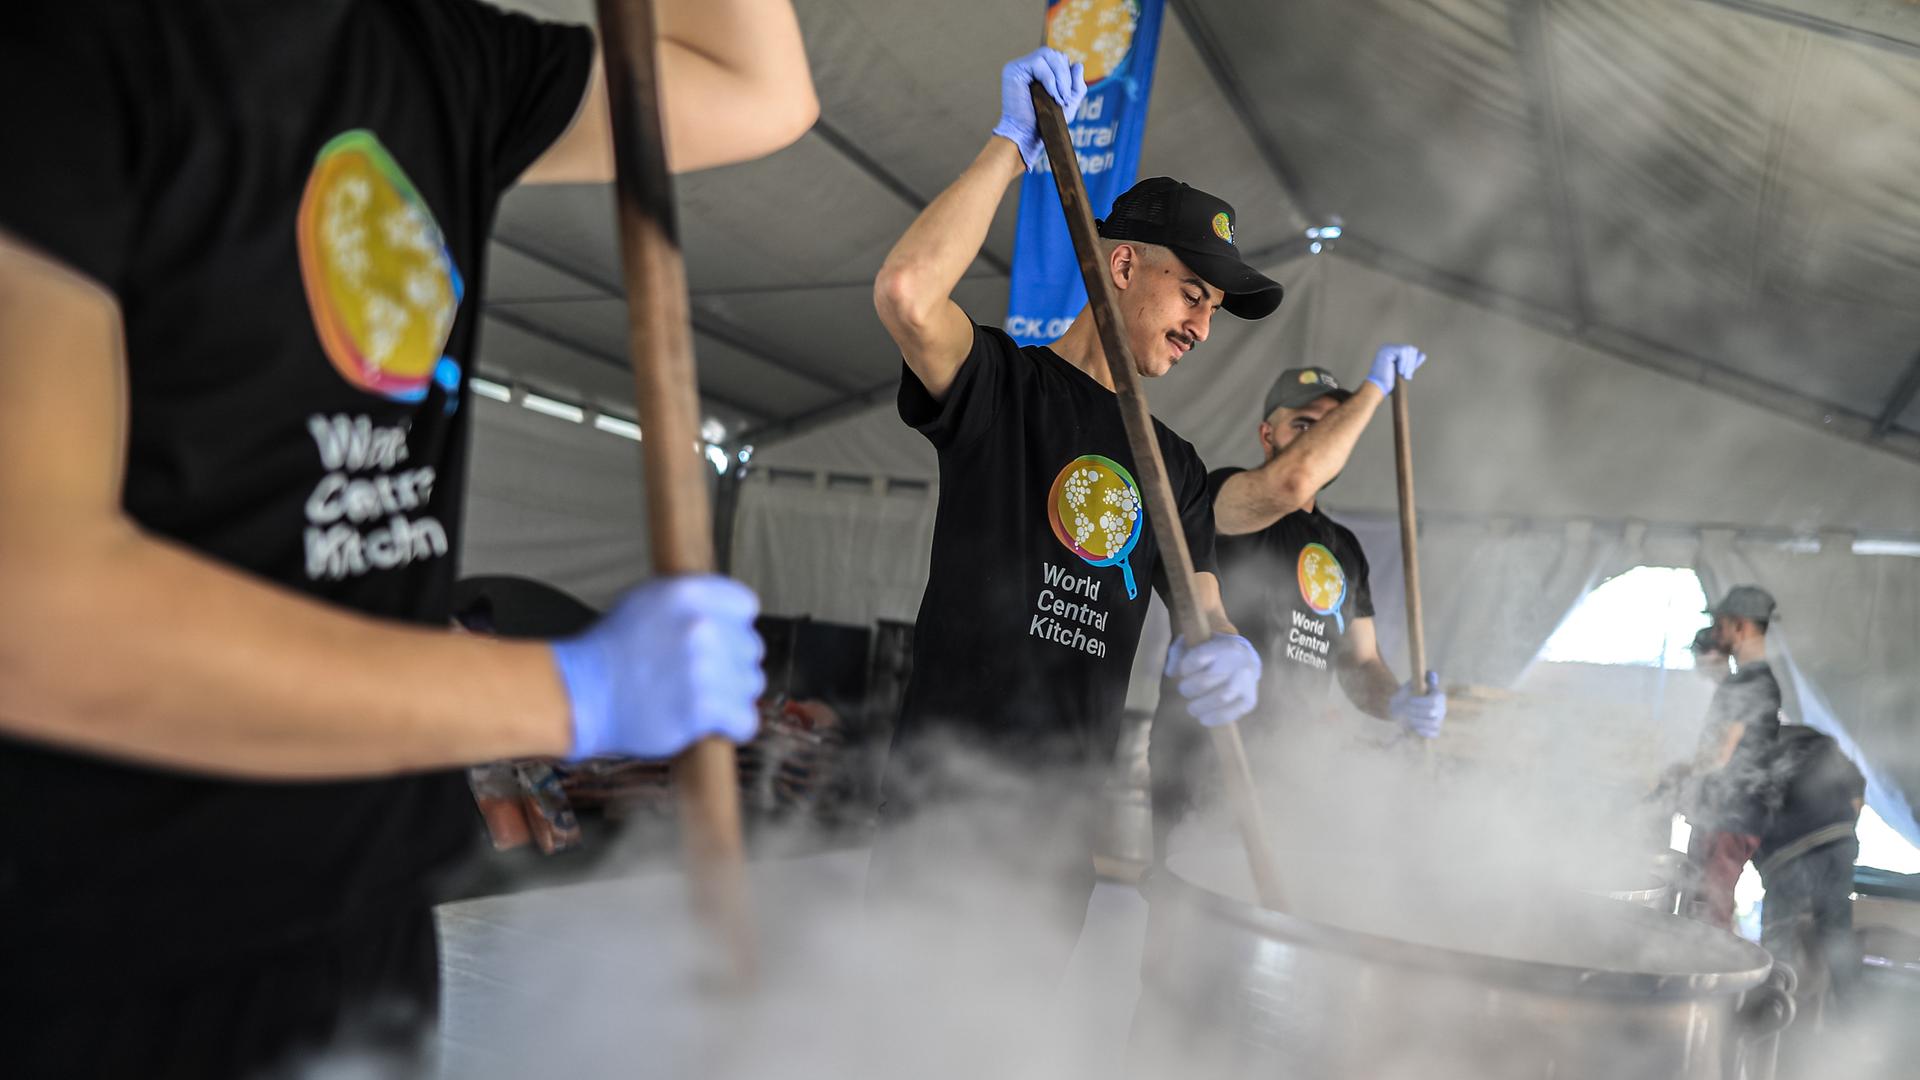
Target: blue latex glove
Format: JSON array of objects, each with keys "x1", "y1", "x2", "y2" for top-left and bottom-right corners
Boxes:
[
  {"x1": 1165, "y1": 633, "x2": 1262, "y2": 728},
  {"x1": 1364, "y1": 343, "x2": 1428, "y2": 396},
  {"x1": 992, "y1": 48, "x2": 1088, "y2": 168},
  {"x1": 1390, "y1": 670, "x2": 1446, "y2": 739},
  {"x1": 551, "y1": 576, "x2": 766, "y2": 759}
]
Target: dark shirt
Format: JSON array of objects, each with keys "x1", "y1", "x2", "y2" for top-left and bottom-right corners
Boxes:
[
  {"x1": 0, "y1": 0, "x2": 592, "y2": 989},
  {"x1": 1695, "y1": 660, "x2": 1785, "y2": 835},
  {"x1": 1756, "y1": 726, "x2": 1865, "y2": 863},
  {"x1": 1155, "y1": 468, "x2": 1375, "y2": 736},
  {"x1": 890, "y1": 323, "x2": 1216, "y2": 789}
]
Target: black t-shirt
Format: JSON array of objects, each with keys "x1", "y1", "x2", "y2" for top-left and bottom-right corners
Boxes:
[
  {"x1": 1162, "y1": 468, "x2": 1375, "y2": 729},
  {"x1": 890, "y1": 323, "x2": 1216, "y2": 787},
  {"x1": 0, "y1": 1, "x2": 592, "y2": 988},
  {"x1": 1694, "y1": 660, "x2": 1786, "y2": 834},
  {"x1": 1757, "y1": 726, "x2": 1865, "y2": 862}
]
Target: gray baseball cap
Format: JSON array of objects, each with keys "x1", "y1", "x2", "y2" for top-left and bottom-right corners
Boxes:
[
  {"x1": 1707, "y1": 585, "x2": 1777, "y2": 623},
  {"x1": 1264, "y1": 366, "x2": 1352, "y2": 417}
]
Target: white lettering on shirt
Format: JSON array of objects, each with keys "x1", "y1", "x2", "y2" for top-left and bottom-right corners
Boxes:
[{"x1": 301, "y1": 413, "x2": 447, "y2": 581}]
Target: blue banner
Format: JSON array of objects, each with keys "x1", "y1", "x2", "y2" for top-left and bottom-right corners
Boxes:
[{"x1": 1006, "y1": 0, "x2": 1167, "y2": 346}]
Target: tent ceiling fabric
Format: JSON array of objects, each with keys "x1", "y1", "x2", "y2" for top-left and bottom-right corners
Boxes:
[
  {"x1": 1185, "y1": 0, "x2": 1920, "y2": 443},
  {"x1": 475, "y1": 0, "x2": 1920, "y2": 467},
  {"x1": 478, "y1": 0, "x2": 1299, "y2": 435}
]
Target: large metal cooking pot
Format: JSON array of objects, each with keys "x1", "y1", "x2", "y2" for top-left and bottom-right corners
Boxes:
[
  {"x1": 1598, "y1": 851, "x2": 1688, "y2": 914},
  {"x1": 1132, "y1": 848, "x2": 1795, "y2": 1080}
]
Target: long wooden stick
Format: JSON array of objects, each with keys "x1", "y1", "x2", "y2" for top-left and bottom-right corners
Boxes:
[
  {"x1": 1391, "y1": 382, "x2": 1433, "y2": 772},
  {"x1": 1390, "y1": 384, "x2": 1427, "y2": 683},
  {"x1": 596, "y1": 0, "x2": 754, "y2": 981},
  {"x1": 1029, "y1": 86, "x2": 1286, "y2": 911}
]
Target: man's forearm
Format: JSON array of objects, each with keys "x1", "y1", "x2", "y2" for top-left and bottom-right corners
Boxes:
[
  {"x1": 1339, "y1": 656, "x2": 1399, "y2": 720},
  {"x1": 1216, "y1": 385, "x2": 1384, "y2": 535},
  {"x1": 876, "y1": 138, "x2": 1024, "y2": 325},
  {"x1": 0, "y1": 522, "x2": 571, "y2": 780}
]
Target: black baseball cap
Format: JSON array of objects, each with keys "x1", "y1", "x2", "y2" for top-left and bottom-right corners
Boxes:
[
  {"x1": 1264, "y1": 366, "x2": 1352, "y2": 417},
  {"x1": 1097, "y1": 177, "x2": 1284, "y2": 320},
  {"x1": 1707, "y1": 585, "x2": 1777, "y2": 624}
]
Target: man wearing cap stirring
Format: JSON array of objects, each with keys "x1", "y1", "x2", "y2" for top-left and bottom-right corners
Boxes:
[
  {"x1": 1672, "y1": 585, "x2": 1786, "y2": 928},
  {"x1": 866, "y1": 48, "x2": 1276, "y2": 972},
  {"x1": 1149, "y1": 353, "x2": 1447, "y2": 858}
]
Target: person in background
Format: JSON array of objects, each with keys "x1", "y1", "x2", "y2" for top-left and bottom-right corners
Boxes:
[
  {"x1": 1671, "y1": 585, "x2": 1784, "y2": 929},
  {"x1": 1150, "y1": 356, "x2": 1448, "y2": 860}
]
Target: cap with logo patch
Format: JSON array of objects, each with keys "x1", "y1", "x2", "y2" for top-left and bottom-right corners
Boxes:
[
  {"x1": 1263, "y1": 366, "x2": 1352, "y2": 417},
  {"x1": 1096, "y1": 176, "x2": 1284, "y2": 320},
  {"x1": 1707, "y1": 584, "x2": 1778, "y2": 624}
]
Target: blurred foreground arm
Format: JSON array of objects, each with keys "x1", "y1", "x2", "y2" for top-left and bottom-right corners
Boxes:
[
  {"x1": 522, "y1": 0, "x2": 819, "y2": 183},
  {"x1": 0, "y1": 236, "x2": 760, "y2": 779}
]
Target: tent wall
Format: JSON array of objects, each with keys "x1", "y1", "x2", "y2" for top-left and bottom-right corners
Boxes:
[
  {"x1": 755, "y1": 252, "x2": 1920, "y2": 534},
  {"x1": 728, "y1": 472, "x2": 935, "y2": 626},
  {"x1": 459, "y1": 396, "x2": 650, "y2": 610}
]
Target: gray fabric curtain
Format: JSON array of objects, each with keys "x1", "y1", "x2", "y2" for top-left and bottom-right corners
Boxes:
[
  {"x1": 1695, "y1": 530, "x2": 1920, "y2": 847},
  {"x1": 729, "y1": 473, "x2": 937, "y2": 627},
  {"x1": 459, "y1": 396, "x2": 652, "y2": 609},
  {"x1": 1342, "y1": 515, "x2": 1633, "y2": 689}
]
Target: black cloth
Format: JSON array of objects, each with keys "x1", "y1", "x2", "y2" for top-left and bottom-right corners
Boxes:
[
  {"x1": 886, "y1": 322, "x2": 1216, "y2": 787},
  {"x1": 0, "y1": 0, "x2": 592, "y2": 1007},
  {"x1": 6, "y1": 907, "x2": 440, "y2": 1080},
  {"x1": 1149, "y1": 472, "x2": 1374, "y2": 850},
  {"x1": 1757, "y1": 726, "x2": 1865, "y2": 865},
  {"x1": 1692, "y1": 660, "x2": 1785, "y2": 834}
]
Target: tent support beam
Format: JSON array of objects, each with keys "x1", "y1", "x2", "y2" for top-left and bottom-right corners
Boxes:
[
  {"x1": 732, "y1": 378, "x2": 898, "y2": 449},
  {"x1": 482, "y1": 306, "x2": 764, "y2": 422},
  {"x1": 1334, "y1": 235, "x2": 1920, "y2": 466},
  {"x1": 811, "y1": 119, "x2": 1013, "y2": 275},
  {"x1": 1691, "y1": 0, "x2": 1920, "y2": 59},
  {"x1": 489, "y1": 235, "x2": 859, "y2": 396},
  {"x1": 1873, "y1": 352, "x2": 1920, "y2": 439},
  {"x1": 1510, "y1": 0, "x2": 1594, "y2": 330},
  {"x1": 1166, "y1": 0, "x2": 1315, "y2": 221}
]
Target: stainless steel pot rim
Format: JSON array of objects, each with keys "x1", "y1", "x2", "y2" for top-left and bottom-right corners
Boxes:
[{"x1": 1147, "y1": 862, "x2": 1774, "y2": 1000}]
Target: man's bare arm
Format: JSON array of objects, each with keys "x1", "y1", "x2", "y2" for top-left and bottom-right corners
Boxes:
[
  {"x1": 521, "y1": 0, "x2": 818, "y2": 184},
  {"x1": 1213, "y1": 383, "x2": 1385, "y2": 536},
  {"x1": 0, "y1": 235, "x2": 570, "y2": 780},
  {"x1": 872, "y1": 138, "x2": 1025, "y2": 400},
  {"x1": 1334, "y1": 616, "x2": 1399, "y2": 721}
]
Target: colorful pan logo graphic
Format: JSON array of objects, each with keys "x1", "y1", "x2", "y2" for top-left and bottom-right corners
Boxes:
[
  {"x1": 297, "y1": 129, "x2": 464, "y2": 404},
  {"x1": 1045, "y1": 0, "x2": 1140, "y2": 87},
  {"x1": 1297, "y1": 542, "x2": 1348, "y2": 632},
  {"x1": 1049, "y1": 454, "x2": 1143, "y2": 599}
]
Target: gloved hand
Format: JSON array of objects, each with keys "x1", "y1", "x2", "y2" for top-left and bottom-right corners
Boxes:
[
  {"x1": 1364, "y1": 343, "x2": 1428, "y2": 396},
  {"x1": 1390, "y1": 670, "x2": 1446, "y2": 739},
  {"x1": 992, "y1": 48, "x2": 1089, "y2": 169},
  {"x1": 551, "y1": 576, "x2": 766, "y2": 760},
  {"x1": 1165, "y1": 633, "x2": 1262, "y2": 728}
]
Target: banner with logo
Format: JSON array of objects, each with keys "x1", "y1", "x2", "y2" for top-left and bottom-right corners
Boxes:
[{"x1": 1006, "y1": 0, "x2": 1167, "y2": 346}]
